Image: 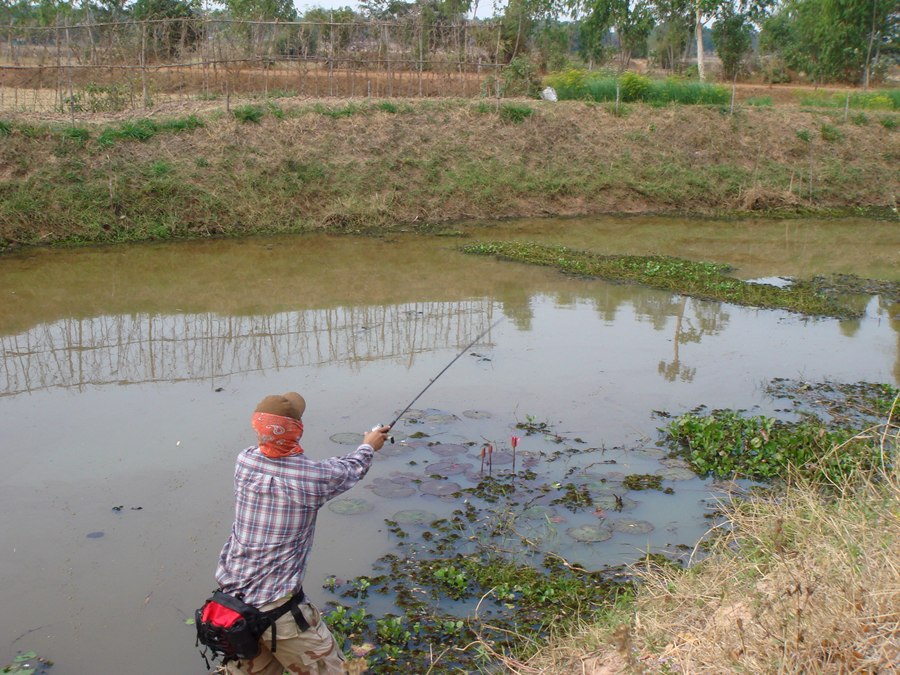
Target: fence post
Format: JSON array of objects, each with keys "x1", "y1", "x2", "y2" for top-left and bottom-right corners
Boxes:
[{"x1": 141, "y1": 22, "x2": 149, "y2": 108}]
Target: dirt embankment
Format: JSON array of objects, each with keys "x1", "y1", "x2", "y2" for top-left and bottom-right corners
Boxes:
[{"x1": 1, "y1": 98, "x2": 898, "y2": 249}]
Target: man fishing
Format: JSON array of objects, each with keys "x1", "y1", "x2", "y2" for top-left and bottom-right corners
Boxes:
[{"x1": 211, "y1": 391, "x2": 391, "y2": 675}]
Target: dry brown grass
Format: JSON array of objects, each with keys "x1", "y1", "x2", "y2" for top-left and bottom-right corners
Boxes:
[{"x1": 514, "y1": 405, "x2": 899, "y2": 674}]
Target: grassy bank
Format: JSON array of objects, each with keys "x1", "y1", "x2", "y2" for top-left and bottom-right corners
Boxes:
[{"x1": 1, "y1": 98, "x2": 897, "y2": 251}]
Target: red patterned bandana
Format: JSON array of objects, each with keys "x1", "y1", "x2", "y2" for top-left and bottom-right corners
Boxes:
[{"x1": 251, "y1": 412, "x2": 304, "y2": 458}]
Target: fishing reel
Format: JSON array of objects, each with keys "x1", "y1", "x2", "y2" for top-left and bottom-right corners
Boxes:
[{"x1": 372, "y1": 425, "x2": 395, "y2": 445}]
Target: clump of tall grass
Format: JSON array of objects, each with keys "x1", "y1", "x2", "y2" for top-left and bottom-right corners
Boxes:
[
  {"x1": 543, "y1": 69, "x2": 728, "y2": 105},
  {"x1": 97, "y1": 115, "x2": 204, "y2": 146},
  {"x1": 233, "y1": 104, "x2": 265, "y2": 123}
]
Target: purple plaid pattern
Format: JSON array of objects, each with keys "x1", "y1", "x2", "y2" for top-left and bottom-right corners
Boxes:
[{"x1": 215, "y1": 443, "x2": 374, "y2": 607}]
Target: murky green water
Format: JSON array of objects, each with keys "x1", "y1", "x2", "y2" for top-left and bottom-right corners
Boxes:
[{"x1": 0, "y1": 216, "x2": 897, "y2": 673}]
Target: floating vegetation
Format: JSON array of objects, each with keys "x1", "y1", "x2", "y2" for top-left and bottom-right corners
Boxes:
[
  {"x1": 610, "y1": 518, "x2": 655, "y2": 534},
  {"x1": 567, "y1": 523, "x2": 613, "y2": 542},
  {"x1": 462, "y1": 410, "x2": 492, "y2": 419},
  {"x1": 328, "y1": 498, "x2": 374, "y2": 515},
  {"x1": 667, "y1": 410, "x2": 872, "y2": 481},
  {"x1": 428, "y1": 443, "x2": 469, "y2": 457},
  {"x1": 367, "y1": 478, "x2": 416, "y2": 499},
  {"x1": 330, "y1": 432, "x2": 364, "y2": 445},
  {"x1": 424, "y1": 461, "x2": 472, "y2": 477},
  {"x1": 461, "y1": 241, "x2": 865, "y2": 318},
  {"x1": 390, "y1": 509, "x2": 437, "y2": 525},
  {"x1": 656, "y1": 466, "x2": 699, "y2": 481},
  {"x1": 3, "y1": 651, "x2": 53, "y2": 674},
  {"x1": 622, "y1": 474, "x2": 664, "y2": 491},
  {"x1": 419, "y1": 480, "x2": 462, "y2": 497},
  {"x1": 593, "y1": 493, "x2": 638, "y2": 511},
  {"x1": 516, "y1": 505, "x2": 559, "y2": 521}
]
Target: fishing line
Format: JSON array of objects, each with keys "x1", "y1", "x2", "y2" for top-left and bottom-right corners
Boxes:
[{"x1": 374, "y1": 317, "x2": 503, "y2": 438}]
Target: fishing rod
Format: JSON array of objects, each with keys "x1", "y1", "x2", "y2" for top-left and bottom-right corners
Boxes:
[{"x1": 374, "y1": 317, "x2": 503, "y2": 442}]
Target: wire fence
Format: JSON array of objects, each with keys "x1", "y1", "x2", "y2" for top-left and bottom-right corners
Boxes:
[{"x1": 0, "y1": 16, "x2": 506, "y2": 114}]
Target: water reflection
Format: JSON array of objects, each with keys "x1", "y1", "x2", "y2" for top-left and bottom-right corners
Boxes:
[{"x1": 0, "y1": 302, "x2": 494, "y2": 397}]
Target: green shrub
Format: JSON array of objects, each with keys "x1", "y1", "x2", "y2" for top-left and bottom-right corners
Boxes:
[
  {"x1": 618, "y1": 71, "x2": 651, "y2": 102},
  {"x1": 881, "y1": 116, "x2": 897, "y2": 130},
  {"x1": 850, "y1": 112, "x2": 868, "y2": 125},
  {"x1": 83, "y1": 83, "x2": 129, "y2": 113},
  {"x1": 0, "y1": 120, "x2": 13, "y2": 136},
  {"x1": 502, "y1": 56, "x2": 541, "y2": 98},
  {"x1": 796, "y1": 128, "x2": 812, "y2": 143},
  {"x1": 233, "y1": 105, "x2": 265, "y2": 123}
]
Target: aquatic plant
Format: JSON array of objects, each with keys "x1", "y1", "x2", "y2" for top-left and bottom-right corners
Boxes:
[
  {"x1": 461, "y1": 241, "x2": 857, "y2": 318},
  {"x1": 665, "y1": 409, "x2": 888, "y2": 482}
]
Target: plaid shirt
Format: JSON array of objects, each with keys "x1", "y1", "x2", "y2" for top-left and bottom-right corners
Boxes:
[{"x1": 215, "y1": 443, "x2": 374, "y2": 607}]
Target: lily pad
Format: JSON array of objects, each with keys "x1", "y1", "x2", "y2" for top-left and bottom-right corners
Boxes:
[
  {"x1": 592, "y1": 494, "x2": 638, "y2": 511},
  {"x1": 632, "y1": 446, "x2": 668, "y2": 459},
  {"x1": 480, "y1": 450, "x2": 513, "y2": 466},
  {"x1": 656, "y1": 466, "x2": 698, "y2": 481},
  {"x1": 374, "y1": 444, "x2": 413, "y2": 459},
  {"x1": 659, "y1": 457, "x2": 692, "y2": 469},
  {"x1": 462, "y1": 410, "x2": 492, "y2": 419},
  {"x1": 429, "y1": 443, "x2": 469, "y2": 457},
  {"x1": 567, "y1": 523, "x2": 613, "y2": 543},
  {"x1": 424, "y1": 461, "x2": 472, "y2": 477},
  {"x1": 516, "y1": 505, "x2": 558, "y2": 521},
  {"x1": 327, "y1": 498, "x2": 374, "y2": 515},
  {"x1": 367, "y1": 479, "x2": 416, "y2": 499},
  {"x1": 423, "y1": 412, "x2": 460, "y2": 425},
  {"x1": 394, "y1": 409, "x2": 427, "y2": 422},
  {"x1": 330, "y1": 432, "x2": 364, "y2": 446},
  {"x1": 391, "y1": 509, "x2": 437, "y2": 525},
  {"x1": 610, "y1": 518, "x2": 654, "y2": 534},
  {"x1": 419, "y1": 480, "x2": 462, "y2": 497}
]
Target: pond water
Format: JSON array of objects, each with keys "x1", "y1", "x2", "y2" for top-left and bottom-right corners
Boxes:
[{"x1": 0, "y1": 216, "x2": 897, "y2": 674}]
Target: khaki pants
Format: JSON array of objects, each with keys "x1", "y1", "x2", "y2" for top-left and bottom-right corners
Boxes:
[{"x1": 225, "y1": 598, "x2": 345, "y2": 675}]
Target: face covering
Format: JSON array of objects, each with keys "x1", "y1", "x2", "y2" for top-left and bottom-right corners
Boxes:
[{"x1": 251, "y1": 412, "x2": 304, "y2": 458}]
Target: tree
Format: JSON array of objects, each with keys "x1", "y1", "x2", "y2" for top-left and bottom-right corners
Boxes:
[
  {"x1": 224, "y1": 0, "x2": 297, "y2": 21},
  {"x1": 651, "y1": 0, "x2": 693, "y2": 72},
  {"x1": 131, "y1": 0, "x2": 203, "y2": 56},
  {"x1": 711, "y1": 3, "x2": 753, "y2": 78},
  {"x1": 584, "y1": 0, "x2": 655, "y2": 69},
  {"x1": 760, "y1": 0, "x2": 897, "y2": 85}
]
